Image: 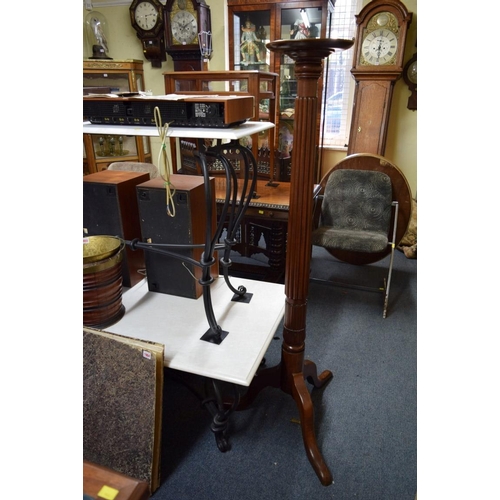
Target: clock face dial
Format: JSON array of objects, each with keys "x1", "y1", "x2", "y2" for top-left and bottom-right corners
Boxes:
[
  {"x1": 361, "y1": 29, "x2": 398, "y2": 65},
  {"x1": 171, "y1": 10, "x2": 198, "y2": 44},
  {"x1": 406, "y1": 60, "x2": 417, "y2": 84},
  {"x1": 134, "y1": 1, "x2": 159, "y2": 31}
]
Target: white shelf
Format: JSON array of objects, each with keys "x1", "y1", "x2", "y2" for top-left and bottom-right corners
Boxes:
[
  {"x1": 83, "y1": 121, "x2": 274, "y2": 140},
  {"x1": 105, "y1": 277, "x2": 285, "y2": 386}
]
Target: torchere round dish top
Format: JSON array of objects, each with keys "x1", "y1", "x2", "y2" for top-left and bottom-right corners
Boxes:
[
  {"x1": 266, "y1": 38, "x2": 354, "y2": 56},
  {"x1": 83, "y1": 235, "x2": 123, "y2": 264}
]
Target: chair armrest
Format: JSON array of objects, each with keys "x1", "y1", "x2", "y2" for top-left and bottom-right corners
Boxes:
[{"x1": 311, "y1": 194, "x2": 325, "y2": 231}]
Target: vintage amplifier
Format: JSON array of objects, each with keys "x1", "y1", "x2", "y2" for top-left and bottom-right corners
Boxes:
[{"x1": 83, "y1": 95, "x2": 255, "y2": 128}]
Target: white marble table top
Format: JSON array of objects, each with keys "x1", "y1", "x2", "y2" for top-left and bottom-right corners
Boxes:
[{"x1": 105, "y1": 277, "x2": 285, "y2": 386}]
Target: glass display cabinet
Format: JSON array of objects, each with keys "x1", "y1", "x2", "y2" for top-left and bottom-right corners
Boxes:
[
  {"x1": 83, "y1": 59, "x2": 152, "y2": 175},
  {"x1": 227, "y1": 0, "x2": 335, "y2": 181},
  {"x1": 83, "y1": 59, "x2": 145, "y2": 93}
]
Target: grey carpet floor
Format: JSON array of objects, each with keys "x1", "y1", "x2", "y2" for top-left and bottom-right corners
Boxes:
[{"x1": 152, "y1": 246, "x2": 417, "y2": 499}]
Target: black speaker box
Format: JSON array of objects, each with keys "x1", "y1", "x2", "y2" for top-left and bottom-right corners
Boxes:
[
  {"x1": 136, "y1": 174, "x2": 217, "y2": 299},
  {"x1": 83, "y1": 170, "x2": 149, "y2": 288}
]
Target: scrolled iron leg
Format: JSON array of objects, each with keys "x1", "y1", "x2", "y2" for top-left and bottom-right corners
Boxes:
[
  {"x1": 211, "y1": 414, "x2": 231, "y2": 452},
  {"x1": 219, "y1": 238, "x2": 247, "y2": 298},
  {"x1": 202, "y1": 379, "x2": 240, "y2": 453}
]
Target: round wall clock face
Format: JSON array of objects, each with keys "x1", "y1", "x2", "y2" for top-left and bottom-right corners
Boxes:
[
  {"x1": 406, "y1": 60, "x2": 417, "y2": 84},
  {"x1": 171, "y1": 10, "x2": 198, "y2": 44},
  {"x1": 361, "y1": 28, "x2": 398, "y2": 65},
  {"x1": 134, "y1": 1, "x2": 159, "y2": 31}
]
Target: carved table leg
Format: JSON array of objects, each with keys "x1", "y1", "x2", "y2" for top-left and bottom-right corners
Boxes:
[{"x1": 268, "y1": 220, "x2": 286, "y2": 273}]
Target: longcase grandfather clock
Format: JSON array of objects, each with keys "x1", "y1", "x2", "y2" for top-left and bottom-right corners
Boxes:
[
  {"x1": 347, "y1": 0, "x2": 412, "y2": 156},
  {"x1": 163, "y1": 0, "x2": 211, "y2": 71}
]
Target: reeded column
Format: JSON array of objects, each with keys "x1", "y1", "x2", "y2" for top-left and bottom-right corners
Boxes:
[
  {"x1": 267, "y1": 39, "x2": 354, "y2": 486},
  {"x1": 267, "y1": 39, "x2": 353, "y2": 392}
]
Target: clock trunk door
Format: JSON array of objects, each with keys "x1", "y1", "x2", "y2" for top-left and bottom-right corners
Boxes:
[{"x1": 347, "y1": 79, "x2": 394, "y2": 156}]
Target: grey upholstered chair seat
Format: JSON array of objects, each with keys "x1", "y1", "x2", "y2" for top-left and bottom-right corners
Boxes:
[
  {"x1": 312, "y1": 226, "x2": 388, "y2": 253},
  {"x1": 313, "y1": 169, "x2": 392, "y2": 253}
]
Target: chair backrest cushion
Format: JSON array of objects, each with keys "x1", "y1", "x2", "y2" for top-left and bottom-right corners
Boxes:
[
  {"x1": 321, "y1": 169, "x2": 392, "y2": 233},
  {"x1": 107, "y1": 162, "x2": 159, "y2": 179}
]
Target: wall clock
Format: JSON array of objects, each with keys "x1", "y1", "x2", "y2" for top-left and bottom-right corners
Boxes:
[
  {"x1": 347, "y1": 0, "x2": 412, "y2": 156},
  {"x1": 129, "y1": 0, "x2": 167, "y2": 68},
  {"x1": 403, "y1": 51, "x2": 417, "y2": 110},
  {"x1": 163, "y1": 0, "x2": 211, "y2": 71}
]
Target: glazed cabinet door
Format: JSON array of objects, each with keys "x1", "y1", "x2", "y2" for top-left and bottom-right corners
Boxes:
[
  {"x1": 227, "y1": 0, "x2": 334, "y2": 181},
  {"x1": 228, "y1": 7, "x2": 274, "y2": 72},
  {"x1": 83, "y1": 60, "x2": 152, "y2": 175}
]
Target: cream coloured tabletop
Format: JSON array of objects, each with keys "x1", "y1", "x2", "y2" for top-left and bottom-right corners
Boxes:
[{"x1": 105, "y1": 277, "x2": 285, "y2": 386}]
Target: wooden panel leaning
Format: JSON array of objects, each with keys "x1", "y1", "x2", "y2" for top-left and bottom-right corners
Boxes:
[{"x1": 83, "y1": 328, "x2": 164, "y2": 493}]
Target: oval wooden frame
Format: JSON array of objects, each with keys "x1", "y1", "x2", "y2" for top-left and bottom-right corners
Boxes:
[{"x1": 314, "y1": 153, "x2": 413, "y2": 265}]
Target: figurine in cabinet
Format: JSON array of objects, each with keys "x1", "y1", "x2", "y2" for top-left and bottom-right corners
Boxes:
[
  {"x1": 240, "y1": 19, "x2": 262, "y2": 64},
  {"x1": 291, "y1": 19, "x2": 309, "y2": 39},
  {"x1": 227, "y1": 0, "x2": 336, "y2": 182},
  {"x1": 257, "y1": 25, "x2": 267, "y2": 42}
]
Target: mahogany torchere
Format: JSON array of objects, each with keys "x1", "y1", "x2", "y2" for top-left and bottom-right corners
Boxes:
[{"x1": 239, "y1": 39, "x2": 354, "y2": 486}]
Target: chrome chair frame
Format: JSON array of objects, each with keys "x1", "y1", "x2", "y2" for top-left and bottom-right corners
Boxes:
[{"x1": 311, "y1": 174, "x2": 399, "y2": 319}]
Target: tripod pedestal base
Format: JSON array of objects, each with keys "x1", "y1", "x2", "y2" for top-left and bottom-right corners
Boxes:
[{"x1": 238, "y1": 355, "x2": 334, "y2": 486}]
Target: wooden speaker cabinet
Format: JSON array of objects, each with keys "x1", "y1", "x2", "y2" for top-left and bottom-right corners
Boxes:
[
  {"x1": 83, "y1": 170, "x2": 149, "y2": 288},
  {"x1": 136, "y1": 174, "x2": 217, "y2": 299}
]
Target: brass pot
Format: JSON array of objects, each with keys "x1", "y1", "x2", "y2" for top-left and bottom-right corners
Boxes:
[{"x1": 83, "y1": 235, "x2": 124, "y2": 273}]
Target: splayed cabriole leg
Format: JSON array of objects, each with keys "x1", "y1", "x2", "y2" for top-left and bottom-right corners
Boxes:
[
  {"x1": 292, "y1": 371, "x2": 333, "y2": 486},
  {"x1": 280, "y1": 323, "x2": 334, "y2": 486},
  {"x1": 303, "y1": 359, "x2": 333, "y2": 388}
]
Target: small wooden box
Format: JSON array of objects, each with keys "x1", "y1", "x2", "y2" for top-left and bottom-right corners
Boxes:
[{"x1": 83, "y1": 461, "x2": 150, "y2": 500}]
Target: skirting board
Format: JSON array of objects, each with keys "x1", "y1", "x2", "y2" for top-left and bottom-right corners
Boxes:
[{"x1": 83, "y1": 327, "x2": 164, "y2": 493}]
